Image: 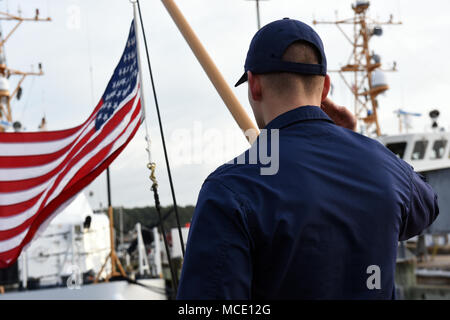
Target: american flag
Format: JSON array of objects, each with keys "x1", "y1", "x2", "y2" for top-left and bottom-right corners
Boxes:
[{"x1": 0, "y1": 20, "x2": 143, "y2": 268}]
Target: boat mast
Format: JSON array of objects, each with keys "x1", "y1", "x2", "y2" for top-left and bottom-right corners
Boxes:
[
  {"x1": 313, "y1": 1, "x2": 401, "y2": 137},
  {"x1": 0, "y1": 8, "x2": 51, "y2": 132}
]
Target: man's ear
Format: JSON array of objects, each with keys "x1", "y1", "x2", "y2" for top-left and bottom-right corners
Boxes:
[
  {"x1": 321, "y1": 74, "x2": 331, "y2": 102},
  {"x1": 248, "y1": 71, "x2": 262, "y2": 101}
]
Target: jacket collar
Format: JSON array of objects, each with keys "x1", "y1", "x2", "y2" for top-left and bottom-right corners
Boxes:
[{"x1": 264, "y1": 105, "x2": 334, "y2": 130}]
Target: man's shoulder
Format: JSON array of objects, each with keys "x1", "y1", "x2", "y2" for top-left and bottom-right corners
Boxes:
[
  {"x1": 194, "y1": 155, "x2": 257, "y2": 215},
  {"x1": 344, "y1": 129, "x2": 415, "y2": 182},
  {"x1": 342, "y1": 129, "x2": 410, "y2": 163},
  {"x1": 206, "y1": 151, "x2": 259, "y2": 182},
  {"x1": 203, "y1": 150, "x2": 262, "y2": 196}
]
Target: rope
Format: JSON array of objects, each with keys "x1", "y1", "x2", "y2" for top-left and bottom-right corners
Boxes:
[
  {"x1": 119, "y1": 275, "x2": 172, "y2": 297},
  {"x1": 142, "y1": 207, "x2": 174, "y2": 230},
  {"x1": 127, "y1": 278, "x2": 172, "y2": 297},
  {"x1": 147, "y1": 164, "x2": 178, "y2": 294},
  {"x1": 136, "y1": 0, "x2": 186, "y2": 258},
  {"x1": 151, "y1": 180, "x2": 179, "y2": 297},
  {"x1": 131, "y1": 1, "x2": 180, "y2": 298}
]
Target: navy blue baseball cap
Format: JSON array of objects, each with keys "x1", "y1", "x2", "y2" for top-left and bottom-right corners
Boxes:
[{"x1": 235, "y1": 18, "x2": 327, "y2": 87}]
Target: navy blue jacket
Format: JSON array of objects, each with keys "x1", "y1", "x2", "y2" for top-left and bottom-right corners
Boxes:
[{"x1": 177, "y1": 106, "x2": 439, "y2": 300}]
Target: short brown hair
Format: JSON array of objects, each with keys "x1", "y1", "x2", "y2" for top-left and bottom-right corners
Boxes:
[{"x1": 261, "y1": 40, "x2": 325, "y2": 96}]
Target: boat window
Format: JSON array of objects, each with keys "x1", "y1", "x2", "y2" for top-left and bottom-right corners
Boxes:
[
  {"x1": 386, "y1": 142, "x2": 407, "y2": 159},
  {"x1": 411, "y1": 140, "x2": 428, "y2": 160},
  {"x1": 431, "y1": 139, "x2": 448, "y2": 160}
]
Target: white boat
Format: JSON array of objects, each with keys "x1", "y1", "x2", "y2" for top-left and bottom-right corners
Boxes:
[
  {"x1": 0, "y1": 193, "x2": 166, "y2": 300},
  {"x1": 0, "y1": 278, "x2": 166, "y2": 300},
  {"x1": 379, "y1": 131, "x2": 450, "y2": 233}
]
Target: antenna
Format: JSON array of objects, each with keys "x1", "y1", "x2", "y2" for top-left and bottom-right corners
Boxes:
[
  {"x1": 0, "y1": 7, "x2": 51, "y2": 132},
  {"x1": 313, "y1": 1, "x2": 401, "y2": 137},
  {"x1": 394, "y1": 109, "x2": 421, "y2": 134},
  {"x1": 429, "y1": 109, "x2": 441, "y2": 132},
  {"x1": 245, "y1": 0, "x2": 269, "y2": 30}
]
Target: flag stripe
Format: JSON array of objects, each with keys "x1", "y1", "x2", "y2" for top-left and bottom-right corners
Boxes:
[
  {"x1": 0, "y1": 228, "x2": 29, "y2": 253},
  {"x1": 0, "y1": 100, "x2": 104, "y2": 144},
  {"x1": 0, "y1": 181, "x2": 51, "y2": 206},
  {"x1": 0, "y1": 148, "x2": 79, "y2": 181},
  {"x1": 0, "y1": 197, "x2": 41, "y2": 230},
  {"x1": 0, "y1": 144, "x2": 72, "y2": 168},
  {"x1": 0, "y1": 105, "x2": 101, "y2": 157},
  {"x1": 0, "y1": 193, "x2": 43, "y2": 218},
  {"x1": 0, "y1": 125, "x2": 82, "y2": 144}
]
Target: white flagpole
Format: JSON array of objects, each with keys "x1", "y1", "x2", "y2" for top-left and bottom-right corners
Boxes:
[{"x1": 132, "y1": 1, "x2": 153, "y2": 166}]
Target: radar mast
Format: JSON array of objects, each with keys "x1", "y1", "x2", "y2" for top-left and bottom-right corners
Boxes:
[
  {"x1": 313, "y1": 1, "x2": 401, "y2": 137},
  {"x1": 0, "y1": 8, "x2": 51, "y2": 132}
]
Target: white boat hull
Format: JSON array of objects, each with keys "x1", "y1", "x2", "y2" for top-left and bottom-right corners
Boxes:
[{"x1": 0, "y1": 279, "x2": 166, "y2": 300}]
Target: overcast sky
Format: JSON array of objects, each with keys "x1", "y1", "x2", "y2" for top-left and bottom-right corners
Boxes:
[{"x1": 3, "y1": 0, "x2": 450, "y2": 209}]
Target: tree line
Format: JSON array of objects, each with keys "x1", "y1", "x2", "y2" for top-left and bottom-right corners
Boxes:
[{"x1": 112, "y1": 205, "x2": 195, "y2": 234}]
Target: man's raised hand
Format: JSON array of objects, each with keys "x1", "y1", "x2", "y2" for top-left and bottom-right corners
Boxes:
[{"x1": 320, "y1": 98, "x2": 357, "y2": 132}]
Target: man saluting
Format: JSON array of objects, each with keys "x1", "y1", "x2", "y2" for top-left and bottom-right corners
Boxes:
[{"x1": 177, "y1": 18, "x2": 439, "y2": 300}]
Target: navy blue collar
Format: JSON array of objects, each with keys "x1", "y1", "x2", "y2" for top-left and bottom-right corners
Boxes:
[{"x1": 264, "y1": 105, "x2": 334, "y2": 130}]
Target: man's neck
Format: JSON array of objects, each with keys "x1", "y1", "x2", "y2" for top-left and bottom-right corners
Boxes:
[{"x1": 262, "y1": 97, "x2": 321, "y2": 127}]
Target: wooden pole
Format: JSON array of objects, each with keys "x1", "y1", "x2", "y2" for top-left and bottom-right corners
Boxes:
[
  {"x1": 161, "y1": 0, "x2": 259, "y2": 144},
  {"x1": 94, "y1": 168, "x2": 126, "y2": 283}
]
